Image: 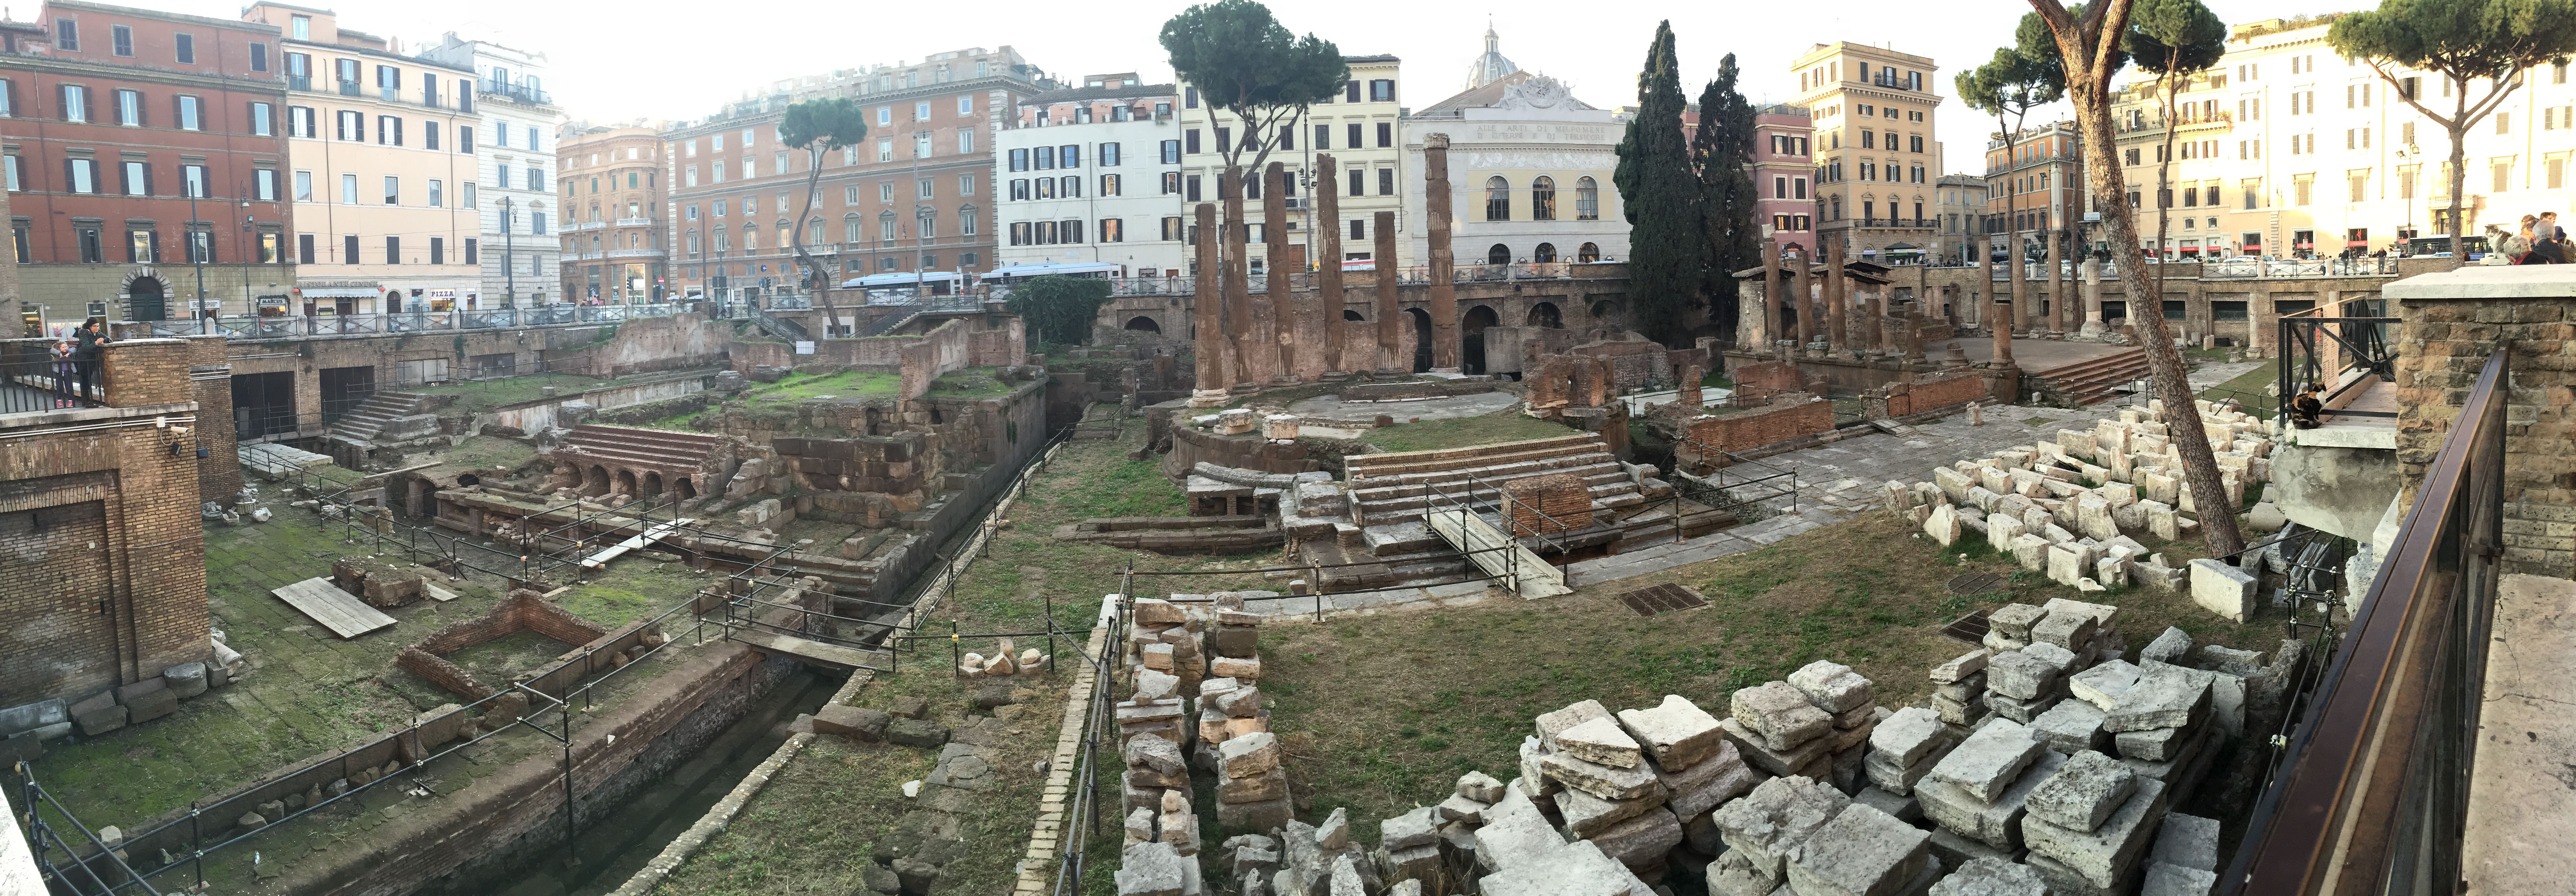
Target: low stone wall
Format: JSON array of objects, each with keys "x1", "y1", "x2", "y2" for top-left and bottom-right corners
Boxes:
[
  {"x1": 1340, "y1": 379, "x2": 1496, "y2": 401},
  {"x1": 1685, "y1": 395, "x2": 1836, "y2": 456},
  {"x1": 396, "y1": 591, "x2": 618, "y2": 699},
  {"x1": 481, "y1": 374, "x2": 708, "y2": 435},
  {"x1": 1163, "y1": 425, "x2": 1316, "y2": 480},
  {"x1": 1878, "y1": 371, "x2": 1989, "y2": 419}
]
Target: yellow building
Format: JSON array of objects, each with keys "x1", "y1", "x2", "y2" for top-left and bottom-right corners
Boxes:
[
  {"x1": 1177, "y1": 54, "x2": 1407, "y2": 271},
  {"x1": 1790, "y1": 42, "x2": 1947, "y2": 264},
  {"x1": 246, "y1": 3, "x2": 481, "y2": 314},
  {"x1": 2109, "y1": 16, "x2": 2576, "y2": 260}
]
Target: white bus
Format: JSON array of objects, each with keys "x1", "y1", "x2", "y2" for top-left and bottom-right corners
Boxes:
[{"x1": 838, "y1": 271, "x2": 966, "y2": 303}]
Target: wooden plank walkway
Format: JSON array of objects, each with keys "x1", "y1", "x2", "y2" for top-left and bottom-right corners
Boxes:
[
  {"x1": 725, "y1": 626, "x2": 885, "y2": 670},
  {"x1": 271, "y1": 577, "x2": 397, "y2": 639},
  {"x1": 578, "y1": 518, "x2": 694, "y2": 570}
]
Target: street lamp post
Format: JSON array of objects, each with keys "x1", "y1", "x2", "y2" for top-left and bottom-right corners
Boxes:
[{"x1": 187, "y1": 185, "x2": 208, "y2": 334}]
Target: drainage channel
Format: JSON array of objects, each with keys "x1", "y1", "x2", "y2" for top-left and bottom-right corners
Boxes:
[{"x1": 436, "y1": 667, "x2": 840, "y2": 896}]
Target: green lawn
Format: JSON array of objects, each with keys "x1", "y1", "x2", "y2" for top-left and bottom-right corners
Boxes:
[
  {"x1": 1358, "y1": 412, "x2": 1580, "y2": 454},
  {"x1": 2198, "y1": 359, "x2": 2281, "y2": 419},
  {"x1": 926, "y1": 367, "x2": 1013, "y2": 398},
  {"x1": 406, "y1": 371, "x2": 683, "y2": 412},
  {"x1": 749, "y1": 369, "x2": 904, "y2": 402}
]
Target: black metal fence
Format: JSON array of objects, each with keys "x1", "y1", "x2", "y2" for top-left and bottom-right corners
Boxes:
[
  {"x1": 2223, "y1": 349, "x2": 2510, "y2": 895},
  {"x1": 2276, "y1": 301, "x2": 2397, "y2": 424},
  {"x1": 0, "y1": 337, "x2": 105, "y2": 415}
]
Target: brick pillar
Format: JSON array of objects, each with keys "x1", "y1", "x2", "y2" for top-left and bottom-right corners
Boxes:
[
  {"x1": 1316, "y1": 154, "x2": 1345, "y2": 373},
  {"x1": 1425, "y1": 134, "x2": 1460, "y2": 372},
  {"x1": 1505, "y1": 472, "x2": 1594, "y2": 536},
  {"x1": 1263, "y1": 161, "x2": 1294, "y2": 383},
  {"x1": 102, "y1": 338, "x2": 191, "y2": 408},
  {"x1": 1222, "y1": 168, "x2": 1258, "y2": 390},
  {"x1": 1373, "y1": 212, "x2": 1401, "y2": 374},
  {"x1": 186, "y1": 336, "x2": 242, "y2": 506},
  {"x1": 1676, "y1": 365, "x2": 1703, "y2": 411},
  {"x1": 1190, "y1": 203, "x2": 1227, "y2": 407}
]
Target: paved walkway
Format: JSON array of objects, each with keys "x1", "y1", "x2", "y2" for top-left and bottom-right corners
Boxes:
[
  {"x1": 2461, "y1": 573, "x2": 2576, "y2": 896},
  {"x1": 1565, "y1": 402, "x2": 2135, "y2": 585}
]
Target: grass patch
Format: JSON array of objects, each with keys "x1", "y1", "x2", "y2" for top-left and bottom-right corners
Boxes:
[
  {"x1": 927, "y1": 367, "x2": 1013, "y2": 398},
  {"x1": 405, "y1": 371, "x2": 683, "y2": 413},
  {"x1": 1257, "y1": 512, "x2": 2282, "y2": 842},
  {"x1": 650, "y1": 732, "x2": 936, "y2": 895},
  {"x1": 1360, "y1": 412, "x2": 1578, "y2": 455},
  {"x1": 2198, "y1": 358, "x2": 2282, "y2": 419},
  {"x1": 748, "y1": 369, "x2": 903, "y2": 403},
  {"x1": 1703, "y1": 370, "x2": 1736, "y2": 389}
]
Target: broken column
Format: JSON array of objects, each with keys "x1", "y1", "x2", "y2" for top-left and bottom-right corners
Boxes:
[
  {"x1": 1264, "y1": 161, "x2": 1296, "y2": 384},
  {"x1": 1189, "y1": 202, "x2": 1228, "y2": 406},
  {"x1": 1424, "y1": 133, "x2": 1460, "y2": 373}
]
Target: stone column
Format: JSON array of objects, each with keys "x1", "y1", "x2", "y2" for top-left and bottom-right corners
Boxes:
[
  {"x1": 2009, "y1": 229, "x2": 2029, "y2": 333},
  {"x1": 1222, "y1": 168, "x2": 1258, "y2": 391},
  {"x1": 2080, "y1": 255, "x2": 2106, "y2": 336},
  {"x1": 1189, "y1": 203, "x2": 1228, "y2": 407},
  {"x1": 1755, "y1": 240, "x2": 1781, "y2": 349},
  {"x1": 1316, "y1": 154, "x2": 1345, "y2": 374},
  {"x1": 2047, "y1": 228, "x2": 2067, "y2": 333},
  {"x1": 1373, "y1": 211, "x2": 1402, "y2": 374},
  {"x1": 1263, "y1": 162, "x2": 1293, "y2": 383},
  {"x1": 1825, "y1": 241, "x2": 1848, "y2": 352},
  {"x1": 1792, "y1": 247, "x2": 1814, "y2": 355},
  {"x1": 1425, "y1": 134, "x2": 1460, "y2": 373},
  {"x1": 1676, "y1": 365, "x2": 1703, "y2": 410},
  {"x1": 1992, "y1": 234, "x2": 2016, "y2": 366},
  {"x1": 1862, "y1": 285, "x2": 1885, "y2": 356}
]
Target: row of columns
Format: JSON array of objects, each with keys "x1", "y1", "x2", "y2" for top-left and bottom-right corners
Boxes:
[
  {"x1": 1188, "y1": 137, "x2": 1462, "y2": 406},
  {"x1": 1750, "y1": 240, "x2": 1927, "y2": 363}
]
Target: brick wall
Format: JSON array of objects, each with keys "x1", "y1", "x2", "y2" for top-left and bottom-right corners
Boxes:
[
  {"x1": 186, "y1": 336, "x2": 243, "y2": 506},
  {"x1": 1731, "y1": 361, "x2": 1805, "y2": 396},
  {"x1": 1506, "y1": 472, "x2": 1594, "y2": 536},
  {"x1": 0, "y1": 338, "x2": 210, "y2": 705},
  {"x1": 1885, "y1": 370, "x2": 1989, "y2": 418},
  {"x1": 1684, "y1": 395, "x2": 1835, "y2": 455},
  {"x1": 397, "y1": 590, "x2": 613, "y2": 700},
  {"x1": 2392, "y1": 290, "x2": 2575, "y2": 576}
]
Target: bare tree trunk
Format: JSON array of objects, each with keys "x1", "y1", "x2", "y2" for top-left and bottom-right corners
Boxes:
[
  {"x1": 794, "y1": 148, "x2": 838, "y2": 336},
  {"x1": 2444, "y1": 120, "x2": 2467, "y2": 260},
  {"x1": 2032, "y1": 0, "x2": 2247, "y2": 558}
]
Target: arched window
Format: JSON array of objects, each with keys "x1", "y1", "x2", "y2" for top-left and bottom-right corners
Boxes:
[
  {"x1": 807, "y1": 217, "x2": 824, "y2": 246},
  {"x1": 1533, "y1": 242, "x2": 1556, "y2": 263},
  {"x1": 1530, "y1": 176, "x2": 1556, "y2": 221},
  {"x1": 843, "y1": 213, "x2": 862, "y2": 243},
  {"x1": 1575, "y1": 176, "x2": 1600, "y2": 221},
  {"x1": 742, "y1": 224, "x2": 758, "y2": 253},
  {"x1": 1577, "y1": 242, "x2": 1600, "y2": 262},
  {"x1": 1485, "y1": 176, "x2": 1510, "y2": 221},
  {"x1": 958, "y1": 205, "x2": 979, "y2": 237},
  {"x1": 1487, "y1": 243, "x2": 1511, "y2": 264},
  {"x1": 879, "y1": 210, "x2": 897, "y2": 245}
]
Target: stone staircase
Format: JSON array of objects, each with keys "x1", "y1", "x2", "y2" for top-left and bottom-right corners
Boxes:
[
  {"x1": 2030, "y1": 348, "x2": 2153, "y2": 406},
  {"x1": 1343, "y1": 434, "x2": 1668, "y2": 554},
  {"x1": 328, "y1": 391, "x2": 431, "y2": 444},
  {"x1": 554, "y1": 425, "x2": 723, "y2": 476}
]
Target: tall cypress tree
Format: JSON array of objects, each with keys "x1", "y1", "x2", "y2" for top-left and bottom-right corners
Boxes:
[
  {"x1": 1691, "y1": 53, "x2": 1760, "y2": 337},
  {"x1": 1611, "y1": 21, "x2": 1700, "y2": 345}
]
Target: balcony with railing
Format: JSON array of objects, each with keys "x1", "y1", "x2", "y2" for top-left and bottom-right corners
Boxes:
[
  {"x1": 615, "y1": 218, "x2": 653, "y2": 228},
  {"x1": 479, "y1": 78, "x2": 553, "y2": 106},
  {"x1": 572, "y1": 220, "x2": 606, "y2": 232},
  {"x1": 606, "y1": 249, "x2": 666, "y2": 259}
]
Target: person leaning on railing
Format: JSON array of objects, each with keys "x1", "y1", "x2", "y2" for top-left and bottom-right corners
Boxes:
[
  {"x1": 49, "y1": 336, "x2": 77, "y2": 408},
  {"x1": 73, "y1": 321, "x2": 108, "y2": 402}
]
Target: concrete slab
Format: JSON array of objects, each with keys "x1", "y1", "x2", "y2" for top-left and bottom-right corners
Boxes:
[{"x1": 2462, "y1": 574, "x2": 2576, "y2": 896}]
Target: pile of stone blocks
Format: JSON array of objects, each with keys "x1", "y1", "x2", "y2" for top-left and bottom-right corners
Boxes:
[
  {"x1": 1267, "y1": 811, "x2": 1384, "y2": 896},
  {"x1": 2019, "y1": 750, "x2": 2170, "y2": 896},
  {"x1": 1472, "y1": 783, "x2": 1657, "y2": 896},
  {"x1": 1363, "y1": 773, "x2": 1497, "y2": 895},
  {"x1": 1892, "y1": 398, "x2": 2275, "y2": 612},
  {"x1": 2094, "y1": 658, "x2": 2223, "y2": 804},
  {"x1": 1704, "y1": 775, "x2": 1852, "y2": 895},
  {"x1": 1861, "y1": 706, "x2": 1958, "y2": 816},
  {"x1": 1527, "y1": 699, "x2": 1688, "y2": 879},
  {"x1": 1914, "y1": 718, "x2": 2067, "y2": 869},
  {"x1": 2141, "y1": 813, "x2": 2221, "y2": 896},
  {"x1": 1720, "y1": 661, "x2": 1888, "y2": 797},
  {"x1": 1127, "y1": 596, "x2": 1209, "y2": 696}
]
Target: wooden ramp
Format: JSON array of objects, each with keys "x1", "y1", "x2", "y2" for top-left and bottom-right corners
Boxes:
[
  {"x1": 1424, "y1": 507, "x2": 1572, "y2": 599},
  {"x1": 272, "y1": 577, "x2": 398, "y2": 639},
  {"x1": 579, "y1": 518, "x2": 695, "y2": 570},
  {"x1": 726, "y1": 626, "x2": 886, "y2": 670}
]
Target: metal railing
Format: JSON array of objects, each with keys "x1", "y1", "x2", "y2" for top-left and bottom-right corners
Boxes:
[
  {"x1": 2204, "y1": 256, "x2": 2401, "y2": 280},
  {"x1": 2223, "y1": 350, "x2": 2510, "y2": 896},
  {"x1": 479, "y1": 78, "x2": 553, "y2": 105},
  {"x1": 2277, "y1": 301, "x2": 2397, "y2": 424},
  {"x1": 0, "y1": 338, "x2": 106, "y2": 415},
  {"x1": 116, "y1": 305, "x2": 679, "y2": 341}
]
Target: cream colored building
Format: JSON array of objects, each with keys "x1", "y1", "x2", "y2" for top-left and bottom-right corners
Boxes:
[
  {"x1": 2109, "y1": 16, "x2": 2576, "y2": 260},
  {"x1": 1789, "y1": 42, "x2": 1947, "y2": 263},
  {"x1": 246, "y1": 3, "x2": 481, "y2": 314},
  {"x1": 558, "y1": 122, "x2": 668, "y2": 303},
  {"x1": 1177, "y1": 54, "x2": 1407, "y2": 272},
  {"x1": 1404, "y1": 70, "x2": 1626, "y2": 271}
]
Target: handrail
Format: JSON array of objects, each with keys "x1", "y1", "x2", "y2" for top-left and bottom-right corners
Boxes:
[
  {"x1": 2276, "y1": 301, "x2": 2398, "y2": 423},
  {"x1": 2222, "y1": 349, "x2": 2510, "y2": 896}
]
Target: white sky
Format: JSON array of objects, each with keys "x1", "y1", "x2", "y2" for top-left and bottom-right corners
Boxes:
[{"x1": 161, "y1": 0, "x2": 2294, "y2": 171}]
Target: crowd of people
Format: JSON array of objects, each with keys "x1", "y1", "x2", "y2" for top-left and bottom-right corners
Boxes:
[{"x1": 2488, "y1": 211, "x2": 2571, "y2": 265}]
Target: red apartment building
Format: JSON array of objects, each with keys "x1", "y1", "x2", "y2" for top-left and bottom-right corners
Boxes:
[
  {"x1": 2, "y1": 0, "x2": 294, "y2": 327},
  {"x1": 1754, "y1": 104, "x2": 1816, "y2": 258}
]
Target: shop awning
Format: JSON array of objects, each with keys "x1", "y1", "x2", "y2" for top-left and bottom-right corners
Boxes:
[{"x1": 299, "y1": 287, "x2": 385, "y2": 299}]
